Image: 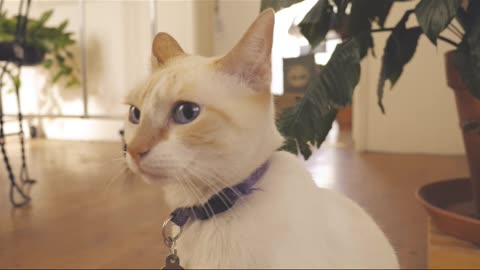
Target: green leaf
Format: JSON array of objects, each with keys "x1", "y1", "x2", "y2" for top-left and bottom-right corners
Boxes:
[
  {"x1": 370, "y1": 0, "x2": 395, "y2": 28},
  {"x1": 377, "y1": 10, "x2": 422, "y2": 113},
  {"x1": 58, "y1": 20, "x2": 68, "y2": 32},
  {"x1": 4, "y1": 69, "x2": 21, "y2": 90},
  {"x1": 333, "y1": 0, "x2": 371, "y2": 38},
  {"x1": 61, "y1": 66, "x2": 73, "y2": 75},
  {"x1": 66, "y1": 50, "x2": 74, "y2": 59},
  {"x1": 42, "y1": 58, "x2": 53, "y2": 68},
  {"x1": 55, "y1": 54, "x2": 65, "y2": 64},
  {"x1": 13, "y1": 75, "x2": 20, "y2": 90},
  {"x1": 66, "y1": 77, "x2": 80, "y2": 88},
  {"x1": 329, "y1": 0, "x2": 391, "y2": 56},
  {"x1": 353, "y1": 0, "x2": 395, "y2": 29},
  {"x1": 299, "y1": 0, "x2": 333, "y2": 48},
  {"x1": 260, "y1": 0, "x2": 302, "y2": 11},
  {"x1": 52, "y1": 70, "x2": 63, "y2": 83},
  {"x1": 278, "y1": 104, "x2": 337, "y2": 159},
  {"x1": 276, "y1": 38, "x2": 361, "y2": 159},
  {"x1": 415, "y1": 0, "x2": 461, "y2": 45},
  {"x1": 331, "y1": 0, "x2": 393, "y2": 38},
  {"x1": 37, "y1": 10, "x2": 54, "y2": 27},
  {"x1": 456, "y1": 7, "x2": 469, "y2": 31},
  {"x1": 356, "y1": 31, "x2": 374, "y2": 59},
  {"x1": 309, "y1": 38, "x2": 361, "y2": 114}
]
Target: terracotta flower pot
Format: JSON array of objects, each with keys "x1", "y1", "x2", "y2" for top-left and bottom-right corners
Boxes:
[
  {"x1": 416, "y1": 50, "x2": 480, "y2": 244},
  {"x1": 446, "y1": 50, "x2": 480, "y2": 216},
  {"x1": 417, "y1": 178, "x2": 480, "y2": 245}
]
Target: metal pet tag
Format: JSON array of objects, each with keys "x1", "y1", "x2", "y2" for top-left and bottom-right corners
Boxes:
[{"x1": 163, "y1": 254, "x2": 183, "y2": 270}]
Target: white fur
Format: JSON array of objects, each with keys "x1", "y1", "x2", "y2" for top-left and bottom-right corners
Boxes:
[
  {"x1": 168, "y1": 151, "x2": 399, "y2": 269},
  {"x1": 124, "y1": 9, "x2": 399, "y2": 269}
]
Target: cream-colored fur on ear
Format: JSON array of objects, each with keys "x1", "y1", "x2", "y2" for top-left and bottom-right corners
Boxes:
[
  {"x1": 216, "y1": 9, "x2": 275, "y2": 90},
  {"x1": 152, "y1": 32, "x2": 185, "y2": 65}
]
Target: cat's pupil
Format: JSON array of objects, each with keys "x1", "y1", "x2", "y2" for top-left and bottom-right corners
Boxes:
[
  {"x1": 183, "y1": 104, "x2": 194, "y2": 119},
  {"x1": 173, "y1": 102, "x2": 200, "y2": 124},
  {"x1": 129, "y1": 105, "x2": 141, "y2": 124}
]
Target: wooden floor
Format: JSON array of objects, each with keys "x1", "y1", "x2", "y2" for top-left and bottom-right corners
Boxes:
[{"x1": 0, "y1": 138, "x2": 468, "y2": 269}]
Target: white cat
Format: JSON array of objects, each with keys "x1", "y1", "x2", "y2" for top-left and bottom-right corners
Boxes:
[{"x1": 124, "y1": 9, "x2": 398, "y2": 269}]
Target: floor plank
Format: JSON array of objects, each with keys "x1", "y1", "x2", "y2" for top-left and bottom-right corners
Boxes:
[{"x1": 428, "y1": 220, "x2": 480, "y2": 269}]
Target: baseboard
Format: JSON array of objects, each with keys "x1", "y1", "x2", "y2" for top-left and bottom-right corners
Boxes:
[
  {"x1": 41, "y1": 118, "x2": 124, "y2": 142},
  {"x1": 2, "y1": 118, "x2": 124, "y2": 142}
]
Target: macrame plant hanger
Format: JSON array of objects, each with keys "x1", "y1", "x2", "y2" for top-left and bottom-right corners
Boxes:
[{"x1": 0, "y1": 0, "x2": 36, "y2": 207}]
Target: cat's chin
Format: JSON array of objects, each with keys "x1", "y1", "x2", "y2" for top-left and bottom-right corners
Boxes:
[
  {"x1": 126, "y1": 159, "x2": 171, "y2": 183},
  {"x1": 138, "y1": 169, "x2": 172, "y2": 183},
  {"x1": 141, "y1": 173, "x2": 169, "y2": 182},
  {"x1": 125, "y1": 157, "x2": 166, "y2": 179}
]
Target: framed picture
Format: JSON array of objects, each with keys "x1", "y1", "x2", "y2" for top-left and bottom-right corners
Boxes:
[{"x1": 283, "y1": 54, "x2": 315, "y2": 93}]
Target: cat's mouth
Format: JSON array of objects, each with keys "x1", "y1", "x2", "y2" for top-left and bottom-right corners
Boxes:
[
  {"x1": 138, "y1": 168, "x2": 169, "y2": 180},
  {"x1": 136, "y1": 163, "x2": 172, "y2": 181},
  {"x1": 126, "y1": 156, "x2": 169, "y2": 181}
]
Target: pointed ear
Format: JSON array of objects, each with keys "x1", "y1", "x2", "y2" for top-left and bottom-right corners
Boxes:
[
  {"x1": 152, "y1": 32, "x2": 185, "y2": 65},
  {"x1": 216, "y1": 9, "x2": 275, "y2": 90}
]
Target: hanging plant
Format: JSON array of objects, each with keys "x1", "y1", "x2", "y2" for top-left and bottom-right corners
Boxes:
[{"x1": 0, "y1": 9, "x2": 80, "y2": 89}]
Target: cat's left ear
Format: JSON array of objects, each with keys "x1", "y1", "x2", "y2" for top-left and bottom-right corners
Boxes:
[
  {"x1": 152, "y1": 32, "x2": 185, "y2": 65},
  {"x1": 215, "y1": 9, "x2": 275, "y2": 91}
]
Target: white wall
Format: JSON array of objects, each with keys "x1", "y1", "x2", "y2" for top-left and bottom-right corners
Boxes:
[
  {"x1": 353, "y1": 1, "x2": 465, "y2": 155},
  {"x1": 2, "y1": 0, "x2": 199, "y2": 141},
  {"x1": 213, "y1": 0, "x2": 260, "y2": 55}
]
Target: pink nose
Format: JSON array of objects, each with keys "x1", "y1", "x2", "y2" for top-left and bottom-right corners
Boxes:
[{"x1": 127, "y1": 148, "x2": 149, "y2": 164}]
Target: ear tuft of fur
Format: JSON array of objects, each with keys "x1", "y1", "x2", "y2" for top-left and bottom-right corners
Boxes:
[
  {"x1": 216, "y1": 9, "x2": 275, "y2": 91},
  {"x1": 152, "y1": 32, "x2": 185, "y2": 65}
]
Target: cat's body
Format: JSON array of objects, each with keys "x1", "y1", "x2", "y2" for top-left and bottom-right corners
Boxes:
[
  {"x1": 124, "y1": 9, "x2": 398, "y2": 269},
  {"x1": 172, "y1": 151, "x2": 398, "y2": 269}
]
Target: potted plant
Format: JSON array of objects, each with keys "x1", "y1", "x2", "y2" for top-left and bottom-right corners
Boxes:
[
  {"x1": 0, "y1": 9, "x2": 80, "y2": 88},
  {"x1": 264, "y1": 0, "x2": 480, "y2": 244}
]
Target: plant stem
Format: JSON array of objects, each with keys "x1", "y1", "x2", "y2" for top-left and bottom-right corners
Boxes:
[
  {"x1": 448, "y1": 25, "x2": 463, "y2": 39},
  {"x1": 370, "y1": 27, "x2": 396, "y2": 33},
  {"x1": 438, "y1": 36, "x2": 459, "y2": 47},
  {"x1": 450, "y1": 23, "x2": 464, "y2": 36},
  {"x1": 368, "y1": 28, "x2": 459, "y2": 47}
]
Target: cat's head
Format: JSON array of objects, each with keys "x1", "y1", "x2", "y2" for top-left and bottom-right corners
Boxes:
[{"x1": 124, "y1": 9, "x2": 283, "y2": 196}]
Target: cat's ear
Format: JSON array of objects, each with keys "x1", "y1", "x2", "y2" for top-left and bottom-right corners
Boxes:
[
  {"x1": 152, "y1": 32, "x2": 185, "y2": 65},
  {"x1": 216, "y1": 9, "x2": 275, "y2": 90}
]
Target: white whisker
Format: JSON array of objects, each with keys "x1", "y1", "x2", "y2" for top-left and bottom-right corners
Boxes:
[
  {"x1": 184, "y1": 165, "x2": 244, "y2": 222},
  {"x1": 102, "y1": 165, "x2": 129, "y2": 193},
  {"x1": 178, "y1": 170, "x2": 219, "y2": 229}
]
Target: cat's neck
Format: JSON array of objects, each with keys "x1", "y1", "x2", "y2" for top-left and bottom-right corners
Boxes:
[{"x1": 162, "y1": 157, "x2": 270, "y2": 211}]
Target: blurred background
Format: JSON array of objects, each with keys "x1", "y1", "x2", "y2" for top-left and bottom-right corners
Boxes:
[{"x1": 0, "y1": 0, "x2": 464, "y2": 153}]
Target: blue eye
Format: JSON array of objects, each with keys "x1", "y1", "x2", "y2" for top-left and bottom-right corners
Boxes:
[
  {"x1": 129, "y1": 105, "x2": 141, "y2": 124},
  {"x1": 172, "y1": 102, "x2": 200, "y2": 124}
]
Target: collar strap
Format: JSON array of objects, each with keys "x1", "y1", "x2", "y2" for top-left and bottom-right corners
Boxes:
[{"x1": 170, "y1": 161, "x2": 269, "y2": 227}]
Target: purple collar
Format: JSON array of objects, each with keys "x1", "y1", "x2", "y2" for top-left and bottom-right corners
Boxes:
[{"x1": 170, "y1": 161, "x2": 269, "y2": 227}]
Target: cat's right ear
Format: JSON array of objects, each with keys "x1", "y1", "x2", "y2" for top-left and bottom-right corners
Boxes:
[{"x1": 152, "y1": 33, "x2": 185, "y2": 65}]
